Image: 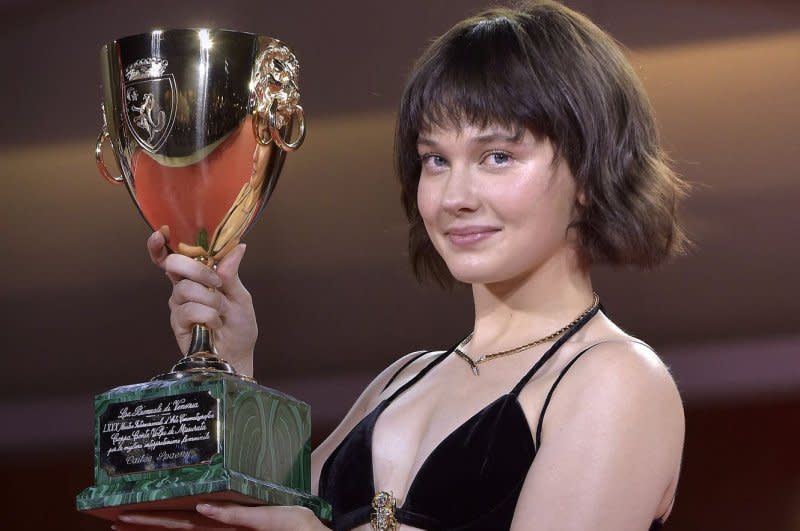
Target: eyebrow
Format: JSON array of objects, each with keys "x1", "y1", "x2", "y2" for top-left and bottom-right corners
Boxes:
[{"x1": 417, "y1": 129, "x2": 524, "y2": 147}]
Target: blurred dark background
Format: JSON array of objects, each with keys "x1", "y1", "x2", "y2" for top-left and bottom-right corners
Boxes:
[{"x1": 1, "y1": 0, "x2": 798, "y2": 529}]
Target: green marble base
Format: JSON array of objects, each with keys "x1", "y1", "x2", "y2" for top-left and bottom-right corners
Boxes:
[{"x1": 76, "y1": 373, "x2": 331, "y2": 522}]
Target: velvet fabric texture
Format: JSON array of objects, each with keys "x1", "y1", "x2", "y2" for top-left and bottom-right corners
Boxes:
[{"x1": 319, "y1": 304, "x2": 665, "y2": 530}]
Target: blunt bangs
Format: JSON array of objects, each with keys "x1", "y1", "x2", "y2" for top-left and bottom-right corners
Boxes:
[{"x1": 402, "y1": 14, "x2": 555, "y2": 151}]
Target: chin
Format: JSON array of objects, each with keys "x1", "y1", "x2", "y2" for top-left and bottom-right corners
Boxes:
[
  {"x1": 446, "y1": 261, "x2": 517, "y2": 286},
  {"x1": 443, "y1": 250, "x2": 556, "y2": 287}
]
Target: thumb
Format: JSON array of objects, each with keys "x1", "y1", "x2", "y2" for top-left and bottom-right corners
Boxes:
[
  {"x1": 147, "y1": 229, "x2": 168, "y2": 269},
  {"x1": 215, "y1": 244, "x2": 248, "y2": 296}
]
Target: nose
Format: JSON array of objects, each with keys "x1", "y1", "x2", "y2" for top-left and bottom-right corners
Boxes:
[{"x1": 440, "y1": 164, "x2": 479, "y2": 214}]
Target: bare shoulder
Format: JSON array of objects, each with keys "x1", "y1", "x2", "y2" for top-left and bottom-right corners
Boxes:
[
  {"x1": 310, "y1": 348, "x2": 441, "y2": 492},
  {"x1": 539, "y1": 336, "x2": 685, "y2": 476},
  {"x1": 509, "y1": 339, "x2": 685, "y2": 528},
  {"x1": 564, "y1": 339, "x2": 683, "y2": 415}
]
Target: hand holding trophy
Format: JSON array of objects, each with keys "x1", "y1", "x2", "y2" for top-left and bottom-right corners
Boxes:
[
  {"x1": 77, "y1": 29, "x2": 330, "y2": 523},
  {"x1": 148, "y1": 230, "x2": 258, "y2": 378}
]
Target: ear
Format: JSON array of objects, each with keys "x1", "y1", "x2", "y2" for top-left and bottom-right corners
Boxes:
[{"x1": 576, "y1": 188, "x2": 587, "y2": 207}]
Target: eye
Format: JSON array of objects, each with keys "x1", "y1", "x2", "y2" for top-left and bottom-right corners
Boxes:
[
  {"x1": 419, "y1": 153, "x2": 448, "y2": 169},
  {"x1": 483, "y1": 151, "x2": 512, "y2": 166}
]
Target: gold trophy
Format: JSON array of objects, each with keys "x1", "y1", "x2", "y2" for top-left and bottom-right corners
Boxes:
[{"x1": 76, "y1": 29, "x2": 330, "y2": 522}]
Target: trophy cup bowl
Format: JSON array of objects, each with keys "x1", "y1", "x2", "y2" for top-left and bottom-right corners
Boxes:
[{"x1": 76, "y1": 29, "x2": 330, "y2": 523}]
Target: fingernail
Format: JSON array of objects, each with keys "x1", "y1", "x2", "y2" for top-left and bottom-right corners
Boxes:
[
  {"x1": 111, "y1": 526, "x2": 118, "y2": 530},
  {"x1": 196, "y1": 503, "x2": 217, "y2": 514},
  {"x1": 118, "y1": 515, "x2": 132, "y2": 522}
]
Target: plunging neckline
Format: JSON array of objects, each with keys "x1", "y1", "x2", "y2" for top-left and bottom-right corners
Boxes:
[
  {"x1": 368, "y1": 390, "x2": 534, "y2": 512},
  {"x1": 317, "y1": 304, "x2": 606, "y2": 530}
]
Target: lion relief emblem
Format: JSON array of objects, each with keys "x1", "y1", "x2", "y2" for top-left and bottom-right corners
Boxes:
[{"x1": 123, "y1": 58, "x2": 176, "y2": 152}]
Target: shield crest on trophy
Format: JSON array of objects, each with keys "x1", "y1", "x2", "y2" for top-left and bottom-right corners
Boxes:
[{"x1": 123, "y1": 58, "x2": 177, "y2": 153}]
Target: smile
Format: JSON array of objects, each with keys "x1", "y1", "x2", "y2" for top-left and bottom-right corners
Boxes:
[{"x1": 445, "y1": 226, "x2": 501, "y2": 246}]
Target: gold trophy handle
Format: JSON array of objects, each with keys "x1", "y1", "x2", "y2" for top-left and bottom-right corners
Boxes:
[
  {"x1": 269, "y1": 101, "x2": 305, "y2": 151},
  {"x1": 95, "y1": 129, "x2": 124, "y2": 184},
  {"x1": 252, "y1": 102, "x2": 306, "y2": 152},
  {"x1": 250, "y1": 41, "x2": 305, "y2": 152}
]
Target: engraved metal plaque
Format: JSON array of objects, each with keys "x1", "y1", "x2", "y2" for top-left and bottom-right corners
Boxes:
[{"x1": 99, "y1": 391, "x2": 219, "y2": 476}]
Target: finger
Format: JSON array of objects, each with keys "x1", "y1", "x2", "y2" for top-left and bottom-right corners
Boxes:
[
  {"x1": 166, "y1": 270, "x2": 182, "y2": 285},
  {"x1": 165, "y1": 254, "x2": 222, "y2": 289},
  {"x1": 215, "y1": 244, "x2": 249, "y2": 299},
  {"x1": 113, "y1": 526, "x2": 235, "y2": 531},
  {"x1": 148, "y1": 230, "x2": 169, "y2": 269},
  {"x1": 117, "y1": 512, "x2": 194, "y2": 528},
  {"x1": 116, "y1": 511, "x2": 237, "y2": 530},
  {"x1": 171, "y1": 279, "x2": 224, "y2": 310},
  {"x1": 171, "y1": 302, "x2": 223, "y2": 331},
  {"x1": 113, "y1": 525, "x2": 227, "y2": 531},
  {"x1": 196, "y1": 503, "x2": 317, "y2": 530},
  {"x1": 196, "y1": 503, "x2": 258, "y2": 527}
]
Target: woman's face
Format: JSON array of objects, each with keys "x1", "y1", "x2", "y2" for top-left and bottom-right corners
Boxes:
[{"x1": 416, "y1": 122, "x2": 581, "y2": 286}]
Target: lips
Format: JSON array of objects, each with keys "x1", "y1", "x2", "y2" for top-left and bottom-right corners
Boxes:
[{"x1": 444, "y1": 225, "x2": 501, "y2": 245}]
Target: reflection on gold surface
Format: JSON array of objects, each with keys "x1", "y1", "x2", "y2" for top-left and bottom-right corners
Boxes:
[{"x1": 207, "y1": 138, "x2": 272, "y2": 262}]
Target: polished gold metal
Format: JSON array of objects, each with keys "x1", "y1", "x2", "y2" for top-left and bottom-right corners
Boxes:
[
  {"x1": 455, "y1": 293, "x2": 600, "y2": 376},
  {"x1": 251, "y1": 43, "x2": 306, "y2": 150},
  {"x1": 98, "y1": 30, "x2": 305, "y2": 381},
  {"x1": 370, "y1": 491, "x2": 399, "y2": 531},
  {"x1": 95, "y1": 107, "x2": 124, "y2": 184},
  {"x1": 268, "y1": 99, "x2": 305, "y2": 151}
]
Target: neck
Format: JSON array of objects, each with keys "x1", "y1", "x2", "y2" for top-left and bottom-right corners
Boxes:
[{"x1": 468, "y1": 247, "x2": 594, "y2": 353}]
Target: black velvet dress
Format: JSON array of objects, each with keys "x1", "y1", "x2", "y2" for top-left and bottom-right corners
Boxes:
[{"x1": 319, "y1": 305, "x2": 667, "y2": 530}]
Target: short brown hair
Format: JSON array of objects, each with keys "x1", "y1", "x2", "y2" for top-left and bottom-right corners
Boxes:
[{"x1": 396, "y1": 0, "x2": 688, "y2": 287}]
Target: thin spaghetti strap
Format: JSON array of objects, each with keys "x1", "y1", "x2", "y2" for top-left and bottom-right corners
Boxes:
[
  {"x1": 381, "y1": 350, "x2": 431, "y2": 392},
  {"x1": 384, "y1": 341, "x2": 459, "y2": 404},
  {"x1": 510, "y1": 303, "x2": 601, "y2": 397},
  {"x1": 534, "y1": 344, "x2": 596, "y2": 447},
  {"x1": 533, "y1": 337, "x2": 652, "y2": 448}
]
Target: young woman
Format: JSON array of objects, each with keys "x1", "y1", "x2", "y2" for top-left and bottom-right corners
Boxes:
[{"x1": 120, "y1": 1, "x2": 686, "y2": 529}]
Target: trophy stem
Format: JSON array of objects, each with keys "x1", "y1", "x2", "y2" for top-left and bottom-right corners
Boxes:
[
  {"x1": 154, "y1": 324, "x2": 253, "y2": 382},
  {"x1": 187, "y1": 323, "x2": 216, "y2": 356}
]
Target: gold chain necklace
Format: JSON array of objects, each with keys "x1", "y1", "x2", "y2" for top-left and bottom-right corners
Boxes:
[{"x1": 454, "y1": 293, "x2": 599, "y2": 376}]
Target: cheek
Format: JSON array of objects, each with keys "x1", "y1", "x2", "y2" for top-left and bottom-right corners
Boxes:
[
  {"x1": 416, "y1": 180, "x2": 437, "y2": 225},
  {"x1": 485, "y1": 178, "x2": 546, "y2": 223},
  {"x1": 490, "y1": 178, "x2": 574, "y2": 253}
]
